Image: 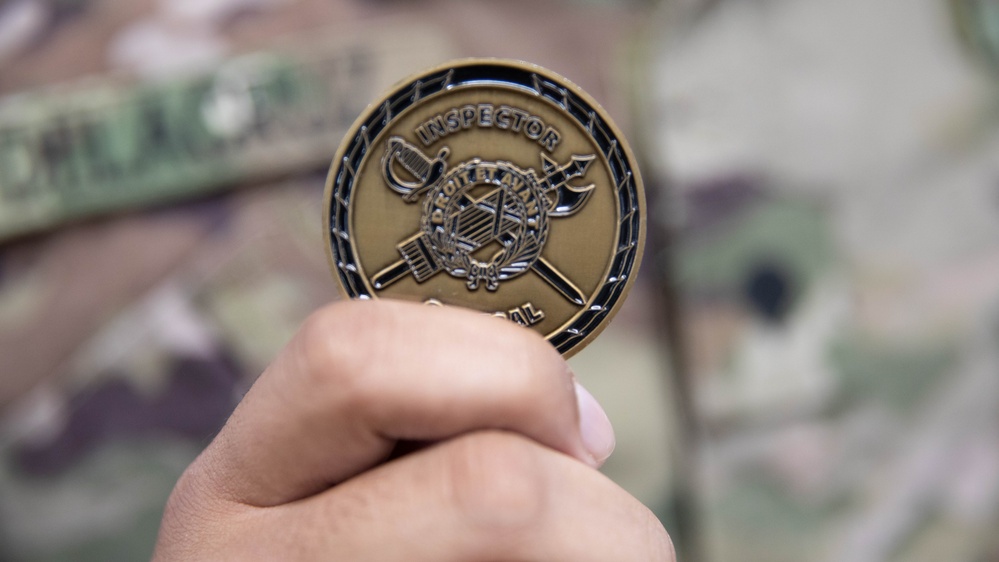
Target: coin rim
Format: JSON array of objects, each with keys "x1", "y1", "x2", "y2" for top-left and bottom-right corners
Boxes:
[{"x1": 323, "y1": 58, "x2": 645, "y2": 358}]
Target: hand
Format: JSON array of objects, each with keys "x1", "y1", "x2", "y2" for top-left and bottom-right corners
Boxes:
[{"x1": 153, "y1": 300, "x2": 674, "y2": 561}]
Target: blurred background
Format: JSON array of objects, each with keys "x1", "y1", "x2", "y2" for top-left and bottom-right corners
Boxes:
[{"x1": 1, "y1": 0, "x2": 998, "y2": 560}]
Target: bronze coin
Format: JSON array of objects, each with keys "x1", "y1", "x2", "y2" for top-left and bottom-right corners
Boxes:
[{"x1": 324, "y1": 59, "x2": 645, "y2": 357}]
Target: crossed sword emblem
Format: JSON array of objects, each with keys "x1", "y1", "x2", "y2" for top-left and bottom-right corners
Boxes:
[{"x1": 372, "y1": 137, "x2": 597, "y2": 306}]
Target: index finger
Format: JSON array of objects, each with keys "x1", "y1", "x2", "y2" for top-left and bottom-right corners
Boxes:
[{"x1": 185, "y1": 299, "x2": 609, "y2": 508}]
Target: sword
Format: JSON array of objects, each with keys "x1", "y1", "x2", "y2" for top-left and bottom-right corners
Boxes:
[
  {"x1": 382, "y1": 137, "x2": 450, "y2": 202},
  {"x1": 372, "y1": 152, "x2": 596, "y2": 306}
]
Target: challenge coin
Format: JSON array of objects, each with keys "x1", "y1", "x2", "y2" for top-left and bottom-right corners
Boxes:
[{"x1": 324, "y1": 59, "x2": 645, "y2": 357}]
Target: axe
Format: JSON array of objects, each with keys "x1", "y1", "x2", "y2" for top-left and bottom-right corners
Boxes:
[{"x1": 371, "y1": 154, "x2": 596, "y2": 306}]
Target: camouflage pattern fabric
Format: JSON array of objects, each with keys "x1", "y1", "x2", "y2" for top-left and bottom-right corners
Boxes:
[
  {"x1": 646, "y1": 0, "x2": 999, "y2": 560},
  {"x1": 0, "y1": 1, "x2": 676, "y2": 560},
  {"x1": 17, "y1": 0, "x2": 999, "y2": 560}
]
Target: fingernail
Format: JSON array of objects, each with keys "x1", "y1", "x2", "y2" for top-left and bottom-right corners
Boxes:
[{"x1": 574, "y1": 381, "x2": 616, "y2": 467}]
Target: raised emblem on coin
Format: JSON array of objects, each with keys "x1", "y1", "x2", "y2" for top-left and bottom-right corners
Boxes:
[{"x1": 325, "y1": 60, "x2": 645, "y2": 357}]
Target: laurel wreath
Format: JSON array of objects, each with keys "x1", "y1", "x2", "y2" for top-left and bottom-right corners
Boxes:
[{"x1": 422, "y1": 166, "x2": 551, "y2": 290}]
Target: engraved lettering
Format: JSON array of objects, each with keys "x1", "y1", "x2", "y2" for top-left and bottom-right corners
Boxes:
[
  {"x1": 495, "y1": 302, "x2": 546, "y2": 327},
  {"x1": 540, "y1": 127, "x2": 561, "y2": 152},
  {"x1": 495, "y1": 106, "x2": 512, "y2": 129},
  {"x1": 427, "y1": 116, "x2": 448, "y2": 142},
  {"x1": 424, "y1": 300, "x2": 545, "y2": 327},
  {"x1": 445, "y1": 109, "x2": 461, "y2": 132},
  {"x1": 525, "y1": 117, "x2": 544, "y2": 140},
  {"x1": 521, "y1": 303, "x2": 545, "y2": 323},
  {"x1": 461, "y1": 105, "x2": 477, "y2": 128},
  {"x1": 478, "y1": 104, "x2": 493, "y2": 127},
  {"x1": 411, "y1": 104, "x2": 561, "y2": 150},
  {"x1": 519, "y1": 186, "x2": 539, "y2": 217},
  {"x1": 509, "y1": 108, "x2": 528, "y2": 132},
  {"x1": 416, "y1": 125, "x2": 435, "y2": 146}
]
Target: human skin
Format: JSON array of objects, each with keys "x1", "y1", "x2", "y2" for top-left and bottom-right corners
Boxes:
[{"x1": 153, "y1": 300, "x2": 674, "y2": 561}]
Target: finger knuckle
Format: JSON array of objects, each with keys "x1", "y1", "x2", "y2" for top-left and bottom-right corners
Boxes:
[
  {"x1": 295, "y1": 302, "x2": 387, "y2": 404},
  {"x1": 489, "y1": 329, "x2": 569, "y2": 412},
  {"x1": 444, "y1": 431, "x2": 548, "y2": 535}
]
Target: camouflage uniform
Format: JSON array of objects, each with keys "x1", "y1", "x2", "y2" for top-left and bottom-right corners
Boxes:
[
  {"x1": 647, "y1": 0, "x2": 999, "y2": 560},
  {"x1": 0, "y1": 1, "x2": 677, "y2": 560}
]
